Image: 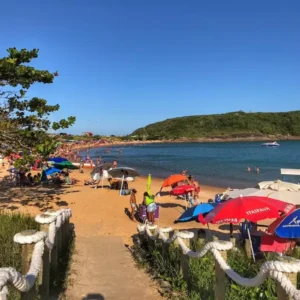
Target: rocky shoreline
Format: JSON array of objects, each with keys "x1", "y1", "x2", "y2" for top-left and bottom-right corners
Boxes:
[{"x1": 70, "y1": 135, "x2": 300, "y2": 152}]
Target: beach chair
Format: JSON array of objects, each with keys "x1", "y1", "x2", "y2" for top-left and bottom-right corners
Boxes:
[{"x1": 260, "y1": 235, "x2": 291, "y2": 253}]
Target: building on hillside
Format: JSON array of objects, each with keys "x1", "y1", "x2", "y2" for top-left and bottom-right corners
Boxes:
[{"x1": 83, "y1": 132, "x2": 93, "y2": 136}]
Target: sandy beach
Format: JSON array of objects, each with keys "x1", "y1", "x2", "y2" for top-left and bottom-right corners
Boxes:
[{"x1": 0, "y1": 168, "x2": 224, "y2": 244}]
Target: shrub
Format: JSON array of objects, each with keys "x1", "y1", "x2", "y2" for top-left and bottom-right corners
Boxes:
[
  {"x1": 225, "y1": 249, "x2": 277, "y2": 300},
  {"x1": 0, "y1": 212, "x2": 40, "y2": 300}
]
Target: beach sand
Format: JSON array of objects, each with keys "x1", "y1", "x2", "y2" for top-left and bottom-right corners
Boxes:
[{"x1": 0, "y1": 168, "x2": 224, "y2": 244}]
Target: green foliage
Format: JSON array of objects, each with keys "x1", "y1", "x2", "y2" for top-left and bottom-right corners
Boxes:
[
  {"x1": 132, "y1": 235, "x2": 288, "y2": 300},
  {"x1": 0, "y1": 47, "x2": 76, "y2": 157},
  {"x1": 132, "y1": 238, "x2": 187, "y2": 298},
  {"x1": 131, "y1": 111, "x2": 300, "y2": 140},
  {"x1": 0, "y1": 212, "x2": 40, "y2": 299},
  {"x1": 13, "y1": 154, "x2": 35, "y2": 170},
  {"x1": 226, "y1": 250, "x2": 277, "y2": 300},
  {"x1": 188, "y1": 239, "x2": 215, "y2": 299}
]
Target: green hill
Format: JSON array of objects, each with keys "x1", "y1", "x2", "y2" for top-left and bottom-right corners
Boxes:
[{"x1": 130, "y1": 111, "x2": 300, "y2": 140}]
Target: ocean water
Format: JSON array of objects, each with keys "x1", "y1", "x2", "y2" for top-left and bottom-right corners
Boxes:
[{"x1": 80, "y1": 141, "x2": 300, "y2": 188}]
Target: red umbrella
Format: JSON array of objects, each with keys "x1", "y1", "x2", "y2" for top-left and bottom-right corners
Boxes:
[
  {"x1": 201, "y1": 196, "x2": 295, "y2": 261},
  {"x1": 202, "y1": 196, "x2": 295, "y2": 224},
  {"x1": 170, "y1": 184, "x2": 195, "y2": 196}
]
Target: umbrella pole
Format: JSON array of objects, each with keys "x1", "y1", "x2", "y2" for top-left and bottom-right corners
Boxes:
[
  {"x1": 247, "y1": 227, "x2": 256, "y2": 262},
  {"x1": 119, "y1": 175, "x2": 124, "y2": 196},
  {"x1": 207, "y1": 223, "x2": 213, "y2": 240}
]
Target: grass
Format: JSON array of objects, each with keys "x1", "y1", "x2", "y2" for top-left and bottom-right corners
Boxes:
[
  {"x1": 131, "y1": 234, "x2": 300, "y2": 300},
  {"x1": 0, "y1": 212, "x2": 40, "y2": 300},
  {"x1": 0, "y1": 212, "x2": 75, "y2": 300}
]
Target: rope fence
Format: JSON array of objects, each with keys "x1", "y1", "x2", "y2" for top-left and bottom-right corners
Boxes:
[
  {"x1": 0, "y1": 208, "x2": 72, "y2": 300},
  {"x1": 138, "y1": 224, "x2": 300, "y2": 300}
]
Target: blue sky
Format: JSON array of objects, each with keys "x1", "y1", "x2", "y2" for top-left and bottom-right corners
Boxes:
[{"x1": 1, "y1": 0, "x2": 299, "y2": 135}]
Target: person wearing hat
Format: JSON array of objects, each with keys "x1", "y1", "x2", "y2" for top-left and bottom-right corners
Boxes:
[{"x1": 130, "y1": 189, "x2": 138, "y2": 221}]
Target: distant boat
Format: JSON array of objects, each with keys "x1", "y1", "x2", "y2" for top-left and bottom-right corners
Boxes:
[{"x1": 261, "y1": 141, "x2": 280, "y2": 147}]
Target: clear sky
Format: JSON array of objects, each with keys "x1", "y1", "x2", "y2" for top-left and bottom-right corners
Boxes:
[{"x1": 1, "y1": 0, "x2": 299, "y2": 135}]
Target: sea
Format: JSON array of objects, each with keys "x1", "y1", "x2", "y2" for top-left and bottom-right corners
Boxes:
[{"x1": 79, "y1": 141, "x2": 300, "y2": 189}]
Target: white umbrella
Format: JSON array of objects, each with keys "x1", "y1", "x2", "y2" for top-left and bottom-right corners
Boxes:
[
  {"x1": 257, "y1": 180, "x2": 300, "y2": 192},
  {"x1": 224, "y1": 188, "x2": 300, "y2": 206}
]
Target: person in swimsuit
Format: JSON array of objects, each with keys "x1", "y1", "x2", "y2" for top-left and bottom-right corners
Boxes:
[{"x1": 129, "y1": 189, "x2": 137, "y2": 221}]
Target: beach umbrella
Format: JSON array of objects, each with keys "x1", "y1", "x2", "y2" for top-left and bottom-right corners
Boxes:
[
  {"x1": 170, "y1": 185, "x2": 196, "y2": 196},
  {"x1": 223, "y1": 187, "x2": 300, "y2": 206},
  {"x1": 268, "y1": 208, "x2": 300, "y2": 239},
  {"x1": 202, "y1": 196, "x2": 295, "y2": 261},
  {"x1": 48, "y1": 157, "x2": 68, "y2": 163},
  {"x1": 108, "y1": 167, "x2": 139, "y2": 178},
  {"x1": 45, "y1": 167, "x2": 61, "y2": 176},
  {"x1": 147, "y1": 174, "x2": 152, "y2": 195},
  {"x1": 203, "y1": 196, "x2": 295, "y2": 225},
  {"x1": 54, "y1": 161, "x2": 79, "y2": 170},
  {"x1": 90, "y1": 162, "x2": 113, "y2": 176},
  {"x1": 258, "y1": 180, "x2": 300, "y2": 192},
  {"x1": 161, "y1": 174, "x2": 187, "y2": 188},
  {"x1": 175, "y1": 203, "x2": 215, "y2": 223}
]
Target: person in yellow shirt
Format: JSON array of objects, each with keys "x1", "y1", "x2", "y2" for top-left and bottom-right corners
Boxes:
[{"x1": 143, "y1": 192, "x2": 156, "y2": 224}]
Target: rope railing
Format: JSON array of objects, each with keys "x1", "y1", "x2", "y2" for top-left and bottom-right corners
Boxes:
[
  {"x1": 0, "y1": 208, "x2": 72, "y2": 300},
  {"x1": 137, "y1": 224, "x2": 300, "y2": 300}
]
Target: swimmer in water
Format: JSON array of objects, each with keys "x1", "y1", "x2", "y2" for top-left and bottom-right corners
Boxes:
[
  {"x1": 247, "y1": 166, "x2": 251, "y2": 172},
  {"x1": 256, "y1": 166, "x2": 260, "y2": 174}
]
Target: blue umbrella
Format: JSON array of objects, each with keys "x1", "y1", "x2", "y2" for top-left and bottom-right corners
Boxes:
[
  {"x1": 45, "y1": 167, "x2": 62, "y2": 176},
  {"x1": 175, "y1": 203, "x2": 216, "y2": 223},
  {"x1": 274, "y1": 209, "x2": 300, "y2": 239},
  {"x1": 48, "y1": 157, "x2": 68, "y2": 163}
]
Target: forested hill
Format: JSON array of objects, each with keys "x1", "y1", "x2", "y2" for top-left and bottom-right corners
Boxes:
[{"x1": 130, "y1": 111, "x2": 300, "y2": 140}]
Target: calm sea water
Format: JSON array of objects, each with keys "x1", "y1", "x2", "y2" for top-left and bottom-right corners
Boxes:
[{"x1": 80, "y1": 141, "x2": 300, "y2": 188}]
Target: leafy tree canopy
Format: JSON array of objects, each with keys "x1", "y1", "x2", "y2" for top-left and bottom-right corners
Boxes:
[{"x1": 0, "y1": 47, "x2": 76, "y2": 158}]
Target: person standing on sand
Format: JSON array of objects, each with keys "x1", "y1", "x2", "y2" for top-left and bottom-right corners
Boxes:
[
  {"x1": 129, "y1": 189, "x2": 138, "y2": 221},
  {"x1": 190, "y1": 176, "x2": 200, "y2": 197}
]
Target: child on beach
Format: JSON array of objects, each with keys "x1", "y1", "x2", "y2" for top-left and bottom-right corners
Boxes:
[{"x1": 129, "y1": 189, "x2": 137, "y2": 221}]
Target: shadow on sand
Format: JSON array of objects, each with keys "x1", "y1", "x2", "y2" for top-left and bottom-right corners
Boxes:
[
  {"x1": 82, "y1": 294, "x2": 105, "y2": 300},
  {"x1": 0, "y1": 182, "x2": 80, "y2": 212}
]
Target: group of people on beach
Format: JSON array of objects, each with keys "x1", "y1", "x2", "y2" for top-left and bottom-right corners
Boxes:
[
  {"x1": 129, "y1": 189, "x2": 157, "y2": 224},
  {"x1": 128, "y1": 169, "x2": 201, "y2": 224}
]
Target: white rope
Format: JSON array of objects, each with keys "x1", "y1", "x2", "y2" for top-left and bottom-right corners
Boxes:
[
  {"x1": 35, "y1": 214, "x2": 56, "y2": 224},
  {"x1": 14, "y1": 231, "x2": 46, "y2": 245},
  {"x1": 0, "y1": 208, "x2": 72, "y2": 297},
  {"x1": 0, "y1": 240, "x2": 45, "y2": 294},
  {"x1": 139, "y1": 225, "x2": 300, "y2": 300},
  {"x1": 45, "y1": 222, "x2": 56, "y2": 250},
  {"x1": 159, "y1": 227, "x2": 173, "y2": 233}
]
